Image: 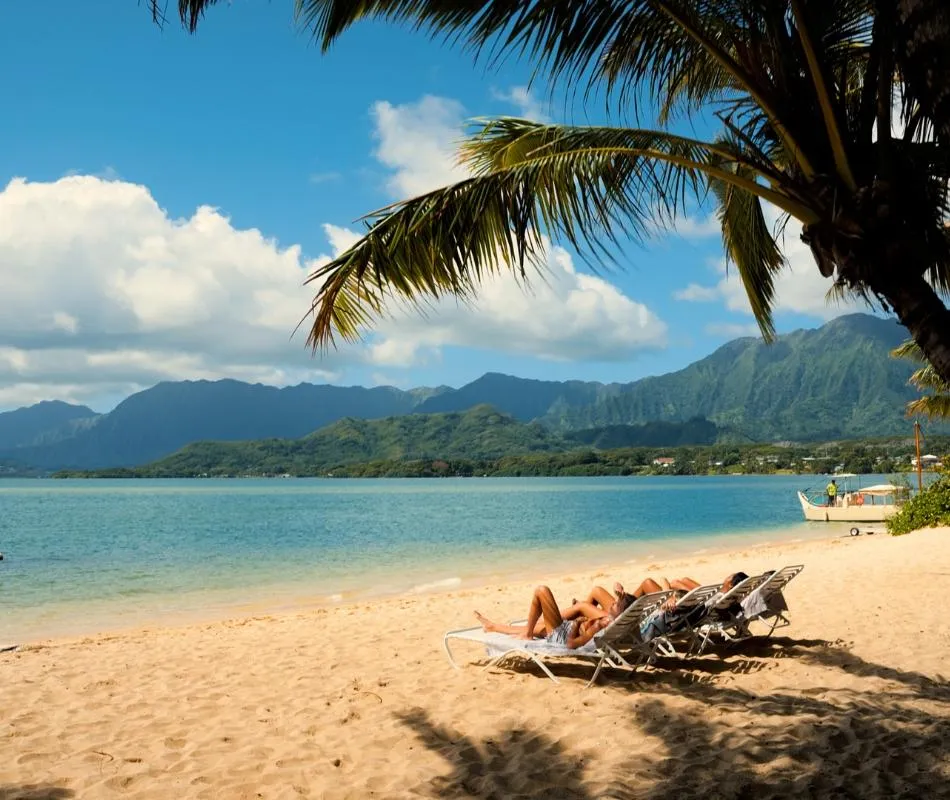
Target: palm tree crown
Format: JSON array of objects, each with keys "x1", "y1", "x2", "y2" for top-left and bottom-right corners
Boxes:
[{"x1": 155, "y1": 0, "x2": 950, "y2": 383}]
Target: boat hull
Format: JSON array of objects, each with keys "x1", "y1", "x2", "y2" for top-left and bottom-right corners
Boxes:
[{"x1": 797, "y1": 491, "x2": 897, "y2": 522}]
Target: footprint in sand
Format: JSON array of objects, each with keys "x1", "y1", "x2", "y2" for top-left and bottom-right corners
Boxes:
[{"x1": 164, "y1": 736, "x2": 187, "y2": 750}]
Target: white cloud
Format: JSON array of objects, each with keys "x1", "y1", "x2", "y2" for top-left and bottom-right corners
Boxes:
[
  {"x1": 366, "y1": 240, "x2": 667, "y2": 365},
  {"x1": 0, "y1": 175, "x2": 345, "y2": 409},
  {"x1": 309, "y1": 171, "x2": 341, "y2": 185},
  {"x1": 371, "y1": 96, "x2": 469, "y2": 196},
  {"x1": 672, "y1": 206, "x2": 863, "y2": 321},
  {"x1": 674, "y1": 283, "x2": 720, "y2": 302},
  {"x1": 492, "y1": 85, "x2": 553, "y2": 123},
  {"x1": 671, "y1": 215, "x2": 721, "y2": 239},
  {"x1": 704, "y1": 322, "x2": 761, "y2": 338},
  {"x1": 0, "y1": 91, "x2": 669, "y2": 410},
  {"x1": 356, "y1": 95, "x2": 667, "y2": 365}
]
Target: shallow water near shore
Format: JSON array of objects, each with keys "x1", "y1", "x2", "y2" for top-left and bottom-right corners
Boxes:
[{"x1": 0, "y1": 475, "x2": 873, "y2": 642}]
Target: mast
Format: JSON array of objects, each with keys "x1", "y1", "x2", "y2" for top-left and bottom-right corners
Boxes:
[{"x1": 914, "y1": 419, "x2": 923, "y2": 493}]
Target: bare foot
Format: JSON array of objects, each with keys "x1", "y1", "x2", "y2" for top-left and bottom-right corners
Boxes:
[{"x1": 474, "y1": 611, "x2": 494, "y2": 631}]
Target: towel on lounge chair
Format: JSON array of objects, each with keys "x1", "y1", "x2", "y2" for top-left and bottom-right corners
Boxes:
[{"x1": 741, "y1": 584, "x2": 789, "y2": 619}]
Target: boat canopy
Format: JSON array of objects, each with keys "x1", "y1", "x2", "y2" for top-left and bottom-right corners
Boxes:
[{"x1": 859, "y1": 484, "x2": 903, "y2": 495}]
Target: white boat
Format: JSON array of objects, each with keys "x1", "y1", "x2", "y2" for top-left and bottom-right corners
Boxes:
[{"x1": 797, "y1": 475, "x2": 907, "y2": 522}]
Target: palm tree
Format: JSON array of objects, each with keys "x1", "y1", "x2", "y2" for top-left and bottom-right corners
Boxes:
[
  {"x1": 156, "y1": 1, "x2": 950, "y2": 383},
  {"x1": 892, "y1": 339, "x2": 950, "y2": 418}
]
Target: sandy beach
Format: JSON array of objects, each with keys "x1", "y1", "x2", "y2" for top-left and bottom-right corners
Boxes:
[{"x1": 2, "y1": 526, "x2": 949, "y2": 799}]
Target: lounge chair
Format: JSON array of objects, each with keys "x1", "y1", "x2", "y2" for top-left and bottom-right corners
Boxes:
[
  {"x1": 640, "y1": 583, "x2": 726, "y2": 658},
  {"x1": 442, "y1": 590, "x2": 675, "y2": 687},
  {"x1": 736, "y1": 564, "x2": 805, "y2": 637},
  {"x1": 691, "y1": 572, "x2": 772, "y2": 654}
]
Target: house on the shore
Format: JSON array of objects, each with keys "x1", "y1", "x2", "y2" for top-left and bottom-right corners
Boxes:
[
  {"x1": 652, "y1": 457, "x2": 676, "y2": 468},
  {"x1": 912, "y1": 454, "x2": 942, "y2": 469}
]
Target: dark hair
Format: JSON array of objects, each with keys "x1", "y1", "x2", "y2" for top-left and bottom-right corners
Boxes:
[
  {"x1": 613, "y1": 592, "x2": 636, "y2": 617},
  {"x1": 724, "y1": 571, "x2": 749, "y2": 590}
]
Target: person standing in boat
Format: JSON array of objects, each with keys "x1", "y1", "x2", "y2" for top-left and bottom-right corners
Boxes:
[{"x1": 826, "y1": 479, "x2": 838, "y2": 507}]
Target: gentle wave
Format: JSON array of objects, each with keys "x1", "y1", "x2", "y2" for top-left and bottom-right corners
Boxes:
[{"x1": 409, "y1": 577, "x2": 463, "y2": 594}]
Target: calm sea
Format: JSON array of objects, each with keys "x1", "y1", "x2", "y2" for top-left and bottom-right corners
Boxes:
[{"x1": 0, "y1": 475, "x2": 873, "y2": 643}]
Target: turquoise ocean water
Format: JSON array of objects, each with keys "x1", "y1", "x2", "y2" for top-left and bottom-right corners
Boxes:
[{"x1": 0, "y1": 475, "x2": 877, "y2": 643}]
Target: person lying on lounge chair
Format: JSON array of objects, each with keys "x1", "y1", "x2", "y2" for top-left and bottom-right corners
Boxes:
[
  {"x1": 474, "y1": 584, "x2": 636, "y2": 650},
  {"x1": 638, "y1": 571, "x2": 750, "y2": 642},
  {"x1": 571, "y1": 577, "x2": 701, "y2": 616}
]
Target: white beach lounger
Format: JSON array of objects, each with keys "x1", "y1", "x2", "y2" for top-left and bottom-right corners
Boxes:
[
  {"x1": 442, "y1": 590, "x2": 675, "y2": 687},
  {"x1": 692, "y1": 572, "x2": 772, "y2": 654},
  {"x1": 642, "y1": 583, "x2": 725, "y2": 658},
  {"x1": 737, "y1": 564, "x2": 805, "y2": 636}
]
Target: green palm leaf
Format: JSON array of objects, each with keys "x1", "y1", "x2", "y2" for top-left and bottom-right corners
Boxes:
[
  {"x1": 892, "y1": 338, "x2": 950, "y2": 419},
  {"x1": 905, "y1": 395, "x2": 950, "y2": 420},
  {"x1": 304, "y1": 120, "x2": 811, "y2": 348},
  {"x1": 157, "y1": 0, "x2": 950, "y2": 386},
  {"x1": 709, "y1": 151, "x2": 785, "y2": 342}
]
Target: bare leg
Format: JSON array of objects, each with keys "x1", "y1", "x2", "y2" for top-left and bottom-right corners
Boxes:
[
  {"x1": 584, "y1": 586, "x2": 617, "y2": 609},
  {"x1": 631, "y1": 578, "x2": 664, "y2": 598},
  {"x1": 475, "y1": 586, "x2": 564, "y2": 640},
  {"x1": 670, "y1": 577, "x2": 700, "y2": 592}
]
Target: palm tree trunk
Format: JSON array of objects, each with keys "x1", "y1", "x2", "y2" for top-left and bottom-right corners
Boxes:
[
  {"x1": 877, "y1": 272, "x2": 950, "y2": 385},
  {"x1": 898, "y1": 0, "x2": 950, "y2": 143}
]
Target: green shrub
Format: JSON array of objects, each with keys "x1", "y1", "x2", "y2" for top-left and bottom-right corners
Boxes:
[{"x1": 886, "y1": 477, "x2": 950, "y2": 535}]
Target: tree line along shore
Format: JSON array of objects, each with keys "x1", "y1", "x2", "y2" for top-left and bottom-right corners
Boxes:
[{"x1": 53, "y1": 435, "x2": 949, "y2": 480}]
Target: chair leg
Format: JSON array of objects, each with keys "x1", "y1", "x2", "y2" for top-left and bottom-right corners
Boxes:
[
  {"x1": 442, "y1": 636, "x2": 462, "y2": 670},
  {"x1": 529, "y1": 654, "x2": 560, "y2": 684},
  {"x1": 585, "y1": 654, "x2": 608, "y2": 689}
]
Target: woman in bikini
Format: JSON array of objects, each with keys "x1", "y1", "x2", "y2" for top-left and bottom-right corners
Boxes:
[{"x1": 474, "y1": 584, "x2": 637, "y2": 650}]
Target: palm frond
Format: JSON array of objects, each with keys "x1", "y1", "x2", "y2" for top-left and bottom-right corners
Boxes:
[
  {"x1": 891, "y1": 338, "x2": 928, "y2": 364},
  {"x1": 150, "y1": 0, "x2": 215, "y2": 31},
  {"x1": 708, "y1": 153, "x2": 785, "y2": 341},
  {"x1": 905, "y1": 394, "x2": 950, "y2": 420},
  {"x1": 790, "y1": 0, "x2": 856, "y2": 188},
  {"x1": 892, "y1": 337, "x2": 950, "y2": 418},
  {"x1": 304, "y1": 119, "x2": 813, "y2": 349}
]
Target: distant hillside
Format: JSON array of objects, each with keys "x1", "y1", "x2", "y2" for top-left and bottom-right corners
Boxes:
[
  {"x1": 84, "y1": 406, "x2": 568, "y2": 477},
  {"x1": 567, "y1": 418, "x2": 720, "y2": 449},
  {"x1": 1, "y1": 380, "x2": 450, "y2": 470},
  {"x1": 0, "y1": 314, "x2": 934, "y2": 470},
  {"x1": 0, "y1": 400, "x2": 98, "y2": 451},
  {"x1": 418, "y1": 315, "x2": 922, "y2": 440}
]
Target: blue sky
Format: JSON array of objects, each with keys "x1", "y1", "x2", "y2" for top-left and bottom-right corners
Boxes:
[{"x1": 0, "y1": 2, "x2": 864, "y2": 412}]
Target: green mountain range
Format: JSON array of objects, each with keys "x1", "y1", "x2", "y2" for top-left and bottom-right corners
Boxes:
[
  {"x1": 0, "y1": 314, "x2": 934, "y2": 471},
  {"x1": 82, "y1": 406, "x2": 566, "y2": 477}
]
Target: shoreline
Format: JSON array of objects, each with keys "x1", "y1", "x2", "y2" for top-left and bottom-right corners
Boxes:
[{"x1": 3, "y1": 520, "x2": 850, "y2": 646}]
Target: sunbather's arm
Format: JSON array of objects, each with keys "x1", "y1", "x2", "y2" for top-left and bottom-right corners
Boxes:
[
  {"x1": 567, "y1": 617, "x2": 609, "y2": 649},
  {"x1": 561, "y1": 601, "x2": 609, "y2": 621}
]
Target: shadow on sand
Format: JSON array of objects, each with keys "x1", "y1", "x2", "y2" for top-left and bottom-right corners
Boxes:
[
  {"x1": 395, "y1": 637, "x2": 950, "y2": 798},
  {"x1": 0, "y1": 787, "x2": 74, "y2": 800}
]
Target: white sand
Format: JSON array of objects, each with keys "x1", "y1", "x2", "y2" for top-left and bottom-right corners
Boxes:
[{"x1": 2, "y1": 527, "x2": 949, "y2": 798}]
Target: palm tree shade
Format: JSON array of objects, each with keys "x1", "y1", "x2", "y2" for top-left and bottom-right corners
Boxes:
[{"x1": 153, "y1": 1, "x2": 950, "y2": 384}]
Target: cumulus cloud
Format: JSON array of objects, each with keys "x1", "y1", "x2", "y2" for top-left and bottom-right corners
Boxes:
[
  {"x1": 371, "y1": 96, "x2": 469, "y2": 197},
  {"x1": 672, "y1": 206, "x2": 864, "y2": 321},
  {"x1": 0, "y1": 175, "x2": 345, "y2": 409},
  {"x1": 704, "y1": 322, "x2": 761, "y2": 338},
  {"x1": 674, "y1": 283, "x2": 720, "y2": 302},
  {"x1": 670, "y1": 215, "x2": 721, "y2": 239},
  {"x1": 355, "y1": 95, "x2": 667, "y2": 365},
  {"x1": 1, "y1": 90, "x2": 668, "y2": 409},
  {"x1": 492, "y1": 85, "x2": 553, "y2": 123}
]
